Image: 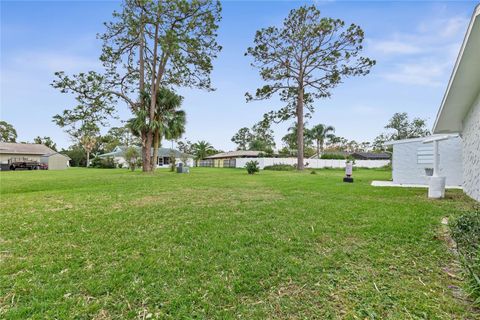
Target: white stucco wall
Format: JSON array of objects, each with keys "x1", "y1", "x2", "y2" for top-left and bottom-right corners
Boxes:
[
  {"x1": 391, "y1": 137, "x2": 463, "y2": 186},
  {"x1": 113, "y1": 156, "x2": 193, "y2": 168},
  {"x1": 234, "y1": 157, "x2": 390, "y2": 169},
  {"x1": 462, "y1": 91, "x2": 480, "y2": 201}
]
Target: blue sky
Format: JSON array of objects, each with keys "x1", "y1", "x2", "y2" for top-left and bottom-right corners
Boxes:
[{"x1": 1, "y1": 0, "x2": 477, "y2": 151}]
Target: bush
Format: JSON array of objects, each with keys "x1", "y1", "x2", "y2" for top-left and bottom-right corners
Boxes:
[
  {"x1": 90, "y1": 156, "x2": 116, "y2": 169},
  {"x1": 245, "y1": 160, "x2": 259, "y2": 175},
  {"x1": 263, "y1": 164, "x2": 295, "y2": 171},
  {"x1": 450, "y1": 209, "x2": 480, "y2": 304},
  {"x1": 320, "y1": 153, "x2": 345, "y2": 159},
  {"x1": 125, "y1": 147, "x2": 140, "y2": 172}
]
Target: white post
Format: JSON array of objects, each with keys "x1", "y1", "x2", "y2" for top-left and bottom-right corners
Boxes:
[{"x1": 433, "y1": 140, "x2": 439, "y2": 177}]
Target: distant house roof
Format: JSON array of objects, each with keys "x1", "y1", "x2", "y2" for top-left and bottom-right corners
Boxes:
[
  {"x1": 205, "y1": 150, "x2": 262, "y2": 159},
  {"x1": 433, "y1": 4, "x2": 480, "y2": 133},
  {"x1": 98, "y1": 146, "x2": 192, "y2": 159},
  {"x1": 350, "y1": 152, "x2": 390, "y2": 160},
  {"x1": 0, "y1": 142, "x2": 55, "y2": 155}
]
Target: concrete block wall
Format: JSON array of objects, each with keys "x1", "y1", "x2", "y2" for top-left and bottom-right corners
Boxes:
[
  {"x1": 462, "y1": 91, "x2": 480, "y2": 201},
  {"x1": 392, "y1": 137, "x2": 463, "y2": 186}
]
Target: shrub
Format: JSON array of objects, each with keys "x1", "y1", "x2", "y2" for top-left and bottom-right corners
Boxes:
[
  {"x1": 310, "y1": 170, "x2": 317, "y2": 174},
  {"x1": 245, "y1": 160, "x2": 259, "y2": 175},
  {"x1": 91, "y1": 156, "x2": 116, "y2": 169},
  {"x1": 450, "y1": 209, "x2": 480, "y2": 304},
  {"x1": 125, "y1": 147, "x2": 140, "y2": 172},
  {"x1": 263, "y1": 164, "x2": 295, "y2": 171},
  {"x1": 320, "y1": 153, "x2": 345, "y2": 159}
]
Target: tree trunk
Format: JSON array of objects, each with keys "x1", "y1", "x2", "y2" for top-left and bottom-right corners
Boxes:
[
  {"x1": 151, "y1": 128, "x2": 160, "y2": 171},
  {"x1": 86, "y1": 151, "x2": 90, "y2": 167},
  {"x1": 143, "y1": 131, "x2": 153, "y2": 172},
  {"x1": 317, "y1": 141, "x2": 320, "y2": 159},
  {"x1": 296, "y1": 88, "x2": 304, "y2": 170}
]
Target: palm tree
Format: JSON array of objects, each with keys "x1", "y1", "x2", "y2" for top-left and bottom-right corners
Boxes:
[
  {"x1": 164, "y1": 110, "x2": 186, "y2": 170},
  {"x1": 126, "y1": 89, "x2": 186, "y2": 171},
  {"x1": 282, "y1": 122, "x2": 313, "y2": 156},
  {"x1": 308, "y1": 124, "x2": 335, "y2": 158},
  {"x1": 192, "y1": 140, "x2": 214, "y2": 166},
  {"x1": 151, "y1": 87, "x2": 184, "y2": 170}
]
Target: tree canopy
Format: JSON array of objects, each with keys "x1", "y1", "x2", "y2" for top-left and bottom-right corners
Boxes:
[
  {"x1": 52, "y1": 0, "x2": 222, "y2": 172},
  {"x1": 0, "y1": 121, "x2": 18, "y2": 143},
  {"x1": 246, "y1": 5, "x2": 374, "y2": 169}
]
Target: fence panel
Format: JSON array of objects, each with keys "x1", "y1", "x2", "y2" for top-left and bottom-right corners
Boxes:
[{"x1": 235, "y1": 157, "x2": 389, "y2": 169}]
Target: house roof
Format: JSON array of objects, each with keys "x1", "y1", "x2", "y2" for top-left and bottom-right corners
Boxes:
[
  {"x1": 205, "y1": 150, "x2": 262, "y2": 159},
  {"x1": 98, "y1": 146, "x2": 192, "y2": 159},
  {"x1": 42, "y1": 152, "x2": 71, "y2": 160},
  {"x1": 383, "y1": 134, "x2": 460, "y2": 146},
  {"x1": 0, "y1": 142, "x2": 55, "y2": 155},
  {"x1": 433, "y1": 4, "x2": 480, "y2": 134},
  {"x1": 351, "y1": 152, "x2": 390, "y2": 160}
]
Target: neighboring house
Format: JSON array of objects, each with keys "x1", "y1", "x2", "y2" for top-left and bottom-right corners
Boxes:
[
  {"x1": 350, "y1": 152, "x2": 390, "y2": 160},
  {"x1": 0, "y1": 142, "x2": 70, "y2": 170},
  {"x1": 200, "y1": 150, "x2": 262, "y2": 167},
  {"x1": 384, "y1": 136, "x2": 463, "y2": 186},
  {"x1": 432, "y1": 4, "x2": 480, "y2": 201},
  {"x1": 98, "y1": 146, "x2": 194, "y2": 168}
]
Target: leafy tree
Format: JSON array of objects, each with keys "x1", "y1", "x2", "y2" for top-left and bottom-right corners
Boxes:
[
  {"x1": 52, "y1": 104, "x2": 114, "y2": 167},
  {"x1": 33, "y1": 136, "x2": 57, "y2": 151},
  {"x1": 307, "y1": 124, "x2": 335, "y2": 158},
  {"x1": 62, "y1": 145, "x2": 87, "y2": 167},
  {"x1": 372, "y1": 112, "x2": 430, "y2": 151},
  {"x1": 0, "y1": 120, "x2": 17, "y2": 142},
  {"x1": 99, "y1": 126, "x2": 140, "y2": 153},
  {"x1": 384, "y1": 112, "x2": 430, "y2": 140},
  {"x1": 231, "y1": 127, "x2": 252, "y2": 151},
  {"x1": 177, "y1": 139, "x2": 194, "y2": 155},
  {"x1": 52, "y1": 0, "x2": 222, "y2": 172},
  {"x1": 246, "y1": 5, "x2": 375, "y2": 169},
  {"x1": 248, "y1": 120, "x2": 276, "y2": 153},
  {"x1": 124, "y1": 146, "x2": 140, "y2": 171},
  {"x1": 232, "y1": 120, "x2": 275, "y2": 154},
  {"x1": 192, "y1": 140, "x2": 215, "y2": 165}
]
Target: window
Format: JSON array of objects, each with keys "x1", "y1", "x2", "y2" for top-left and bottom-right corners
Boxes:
[{"x1": 417, "y1": 145, "x2": 433, "y2": 164}]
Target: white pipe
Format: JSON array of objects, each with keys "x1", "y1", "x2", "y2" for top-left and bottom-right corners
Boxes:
[{"x1": 433, "y1": 140, "x2": 439, "y2": 177}]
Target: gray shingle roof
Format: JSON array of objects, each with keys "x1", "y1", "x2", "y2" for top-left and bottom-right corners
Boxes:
[
  {"x1": 0, "y1": 142, "x2": 55, "y2": 155},
  {"x1": 351, "y1": 152, "x2": 391, "y2": 160}
]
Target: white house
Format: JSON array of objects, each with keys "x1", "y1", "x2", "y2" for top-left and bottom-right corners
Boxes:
[
  {"x1": 384, "y1": 135, "x2": 463, "y2": 186},
  {"x1": 432, "y1": 4, "x2": 480, "y2": 201},
  {"x1": 99, "y1": 146, "x2": 194, "y2": 168}
]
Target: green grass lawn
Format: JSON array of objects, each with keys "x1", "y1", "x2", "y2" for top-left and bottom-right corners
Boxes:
[{"x1": 0, "y1": 167, "x2": 478, "y2": 319}]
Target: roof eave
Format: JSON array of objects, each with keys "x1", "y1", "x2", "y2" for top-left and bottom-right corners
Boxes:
[{"x1": 433, "y1": 4, "x2": 480, "y2": 134}]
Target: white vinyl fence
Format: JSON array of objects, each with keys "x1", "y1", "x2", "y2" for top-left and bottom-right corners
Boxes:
[{"x1": 235, "y1": 157, "x2": 390, "y2": 169}]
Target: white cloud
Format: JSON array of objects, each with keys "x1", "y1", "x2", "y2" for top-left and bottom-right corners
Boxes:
[
  {"x1": 382, "y1": 60, "x2": 449, "y2": 87},
  {"x1": 368, "y1": 14, "x2": 468, "y2": 87},
  {"x1": 418, "y1": 16, "x2": 469, "y2": 38},
  {"x1": 370, "y1": 40, "x2": 421, "y2": 55}
]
